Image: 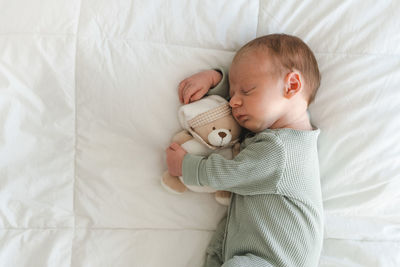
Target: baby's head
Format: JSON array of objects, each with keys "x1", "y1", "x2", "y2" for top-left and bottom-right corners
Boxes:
[{"x1": 228, "y1": 34, "x2": 320, "y2": 132}]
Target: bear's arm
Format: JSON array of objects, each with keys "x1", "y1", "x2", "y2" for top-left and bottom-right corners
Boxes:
[{"x1": 171, "y1": 130, "x2": 193, "y2": 145}]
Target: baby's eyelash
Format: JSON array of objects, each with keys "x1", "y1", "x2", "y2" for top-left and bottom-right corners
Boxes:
[
  {"x1": 241, "y1": 87, "x2": 256, "y2": 94},
  {"x1": 241, "y1": 89, "x2": 253, "y2": 95}
]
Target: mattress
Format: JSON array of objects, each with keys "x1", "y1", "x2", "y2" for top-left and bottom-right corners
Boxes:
[{"x1": 0, "y1": 0, "x2": 399, "y2": 266}]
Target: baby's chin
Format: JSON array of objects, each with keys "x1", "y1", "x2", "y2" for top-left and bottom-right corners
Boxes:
[
  {"x1": 239, "y1": 119, "x2": 266, "y2": 133},
  {"x1": 240, "y1": 119, "x2": 269, "y2": 133}
]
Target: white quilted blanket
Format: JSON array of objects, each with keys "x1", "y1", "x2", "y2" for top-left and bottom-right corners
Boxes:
[{"x1": 1, "y1": 0, "x2": 399, "y2": 266}]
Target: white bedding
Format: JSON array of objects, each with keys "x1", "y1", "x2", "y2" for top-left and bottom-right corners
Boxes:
[{"x1": 1, "y1": 0, "x2": 399, "y2": 266}]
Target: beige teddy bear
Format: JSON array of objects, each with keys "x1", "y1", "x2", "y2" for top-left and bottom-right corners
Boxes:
[{"x1": 161, "y1": 95, "x2": 241, "y2": 206}]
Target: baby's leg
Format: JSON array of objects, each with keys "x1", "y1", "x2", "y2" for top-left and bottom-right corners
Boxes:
[
  {"x1": 203, "y1": 216, "x2": 227, "y2": 267},
  {"x1": 222, "y1": 254, "x2": 273, "y2": 267}
]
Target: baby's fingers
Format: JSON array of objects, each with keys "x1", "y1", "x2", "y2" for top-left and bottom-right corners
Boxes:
[
  {"x1": 168, "y1": 142, "x2": 179, "y2": 151},
  {"x1": 178, "y1": 80, "x2": 188, "y2": 103},
  {"x1": 190, "y1": 87, "x2": 206, "y2": 102},
  {"x1": 182, "y1": 83, "x2": 200, "y2": 104}
]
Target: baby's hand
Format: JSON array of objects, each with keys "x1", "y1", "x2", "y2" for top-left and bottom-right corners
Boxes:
[
  {"x1": 178, "y1": 70, "x2": 222, "y2": 104},
  {"x1": 166, "y1": 143, "x2": 187, "y2": 177}
]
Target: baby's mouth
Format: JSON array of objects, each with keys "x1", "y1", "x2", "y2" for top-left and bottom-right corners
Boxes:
[
  {"x1": 233, "y1": 109, "x2": 246, "y2": 121},
  {"x1": 236, "y1": 114, "x2": 248, "y2": 122}
]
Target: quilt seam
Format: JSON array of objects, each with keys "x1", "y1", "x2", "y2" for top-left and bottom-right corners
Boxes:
[{"x1": 71, "y1": 0, "x2": 82, "y2": 266}]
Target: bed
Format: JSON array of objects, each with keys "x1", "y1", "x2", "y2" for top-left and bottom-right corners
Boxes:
[{"x1": 1, "y1": 0, "x2": 399, "y2": 266}]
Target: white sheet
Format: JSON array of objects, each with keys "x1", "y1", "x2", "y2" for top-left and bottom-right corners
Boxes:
[{"x1": 0, "y1": 0, "x2": 399, "y2": 266}]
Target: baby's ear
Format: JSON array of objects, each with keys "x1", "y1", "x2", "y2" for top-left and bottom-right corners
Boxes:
[{"x1": 284, "y1": 71, "x2": 302, "y2": 99}]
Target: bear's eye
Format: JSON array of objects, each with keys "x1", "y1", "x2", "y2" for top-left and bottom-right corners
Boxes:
[
  {"x1": 212, "y1": 127, "x2": 216, "y2": 130},
  {"x1": 229, "y1": 129, "x2": 231, "y2": 132}
]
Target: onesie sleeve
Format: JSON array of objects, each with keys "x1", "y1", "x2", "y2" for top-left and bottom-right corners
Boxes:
[
  {"x1": 207, "y1": 67, "x2": 230, "y2": 100},
  {"x1": 182, "y1": 133, "x2": 286, "y2": 195}
]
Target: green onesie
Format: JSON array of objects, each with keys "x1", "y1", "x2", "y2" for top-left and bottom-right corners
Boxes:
[{"x1": 182, "y1": 68, "x2": 324, "y2": 267}]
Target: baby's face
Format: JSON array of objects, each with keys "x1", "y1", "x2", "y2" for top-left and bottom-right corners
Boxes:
[{"x1": 228, "y1": 50, "x2": 288, "y2": 133}]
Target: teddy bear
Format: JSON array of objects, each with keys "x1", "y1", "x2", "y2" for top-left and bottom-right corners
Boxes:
[{"x1": 161, "y1": 95, "x2": 241, "y2": 206}]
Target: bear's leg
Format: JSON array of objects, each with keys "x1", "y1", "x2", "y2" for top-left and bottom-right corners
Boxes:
[
  {"x1": 161, "y1": 171, "x2": 187, "y2": 194},
  {"x1": 215, "y1": 191, "x2": 231, "y2": 206}
]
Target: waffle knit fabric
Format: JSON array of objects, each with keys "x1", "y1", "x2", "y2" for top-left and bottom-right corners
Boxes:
[{"x1": 182, "y1": 128, "x2": 323, "y2": 266}]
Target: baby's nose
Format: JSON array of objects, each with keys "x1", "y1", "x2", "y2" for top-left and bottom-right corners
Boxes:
[
  {"x1": 229, "y1": 96, "x2": 241, "y2": 108},
  {"x1": 218, "y1": 132, "x2": 227, "y2": 138}
]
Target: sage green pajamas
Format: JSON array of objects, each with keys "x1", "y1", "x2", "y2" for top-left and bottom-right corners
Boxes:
[{"x1": 183, "y1": 128, "x2": 323, "y2": 266}]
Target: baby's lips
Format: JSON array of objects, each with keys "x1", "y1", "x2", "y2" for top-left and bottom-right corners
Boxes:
[{"x1": 234, "y1": 113, "x2": 245, "y2": 120}]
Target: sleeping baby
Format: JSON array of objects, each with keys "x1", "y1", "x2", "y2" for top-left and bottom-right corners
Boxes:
[{"x1": 166, "y1": 34, "x2": 324, "y2": 267}]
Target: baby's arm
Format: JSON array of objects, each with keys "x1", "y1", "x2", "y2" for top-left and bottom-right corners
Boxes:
[
  {"x1": 178, "y1": 68, "x2": 229, "y2": 104},
  {"x1": 168, "y1": 68, "x2": 229, "y2": 175},
  {"x1": 182, "y1": 134, "x2": 286, "y2": 196}
]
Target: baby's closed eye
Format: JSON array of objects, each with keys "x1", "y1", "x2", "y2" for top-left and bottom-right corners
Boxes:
[{"x1": 241, "y1": 87, "x2": 256, "y2": 95}]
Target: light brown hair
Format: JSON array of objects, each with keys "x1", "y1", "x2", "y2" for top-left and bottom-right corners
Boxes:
[{"x1": 234, "y1": 34, "x2": 321, "y2": 105}]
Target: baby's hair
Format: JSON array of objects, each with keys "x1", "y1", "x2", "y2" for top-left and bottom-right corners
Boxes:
[{"x1": 234, "y1": 34, "x2": 321, "y2": 105}]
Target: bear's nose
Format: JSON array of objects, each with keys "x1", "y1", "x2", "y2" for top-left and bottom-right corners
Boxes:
[{"x1": 218, "y1": 132, "x2": 227, "y2": 138}]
